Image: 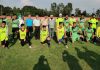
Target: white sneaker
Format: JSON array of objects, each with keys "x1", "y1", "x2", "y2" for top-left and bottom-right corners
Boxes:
[
  {"x1": 29, "y1": 46, "x2": 32, "y2": 48},
  {"x1": 65, "y1": 45, "x2": 68, "y2": 48}
]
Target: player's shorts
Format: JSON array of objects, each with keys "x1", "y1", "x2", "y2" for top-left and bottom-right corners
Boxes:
[
  {"x1": 1, "y1": 40, "x2": 6, "y2": 45},
  {"x1": 12, "y1": 27, "x2": 19, "y2": 33},
  {"x1": 72, "y1": 34, "x2": 79, "y2": 42}
]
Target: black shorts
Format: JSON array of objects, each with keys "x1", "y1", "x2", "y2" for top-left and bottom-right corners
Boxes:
[
  {"x1": 12, "y1": 27, "x2": 19, "y2": 33},
  {"x1": 66, "y1": 32, "x2": 70, "y2": 37},
  {"x1": 1, "y1": 40, "x2": 6, "y2": 45},
  {"x1": 27, "y1": 26, "x2": 33, "y2": 32},
  {"x1": 41, "y1": 39, "x2": 49, "y2": 44}
]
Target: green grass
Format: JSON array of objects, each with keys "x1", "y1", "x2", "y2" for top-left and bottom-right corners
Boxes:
[{"x1": 0, "y1": 20, "x2": 100, "y2": 70}]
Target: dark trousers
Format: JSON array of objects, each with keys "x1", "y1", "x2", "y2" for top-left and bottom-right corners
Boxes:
[
  {"x1": 12, "y1": 28, "x2": 19, "y2": 39},
  {"x1": 1, "y1": 40, "x2": 9, "y2": 47},
  {"x1": 93, "y1": 28, "x2": 96, "y2": 35},
  {"x1": 64, "y1": 37, "x2": 68, "y2": 45},
  {"x1": 41, "y1": 39, "x2": 50, "y2": 47},
  {"x1": 58, "y1": 37, "x2": 68, "y2": 45},
  {"x1": 93, "y1": 36, "x2": 96, "y2": 43},
  {"x1": 27, "y1": 26, "x2": 33, "y2": 38},
  {"x1": 34, "y1": 26, "x2": 40, "y2": 40}
]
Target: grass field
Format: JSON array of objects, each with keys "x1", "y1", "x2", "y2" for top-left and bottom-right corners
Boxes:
[{"x1": 0, "y1": 20, "x2": 100, "y2": 70}]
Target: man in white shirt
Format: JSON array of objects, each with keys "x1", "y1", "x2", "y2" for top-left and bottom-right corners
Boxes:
[
  {"x1": 18, "y1": 15, "x2": 24, "y2": 28},
  {"x1": 33, "y1": 15, "x2": 40, "y2": 40}
]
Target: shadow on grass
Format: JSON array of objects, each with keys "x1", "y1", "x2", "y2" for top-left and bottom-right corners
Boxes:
[
  {"x1": 33, "y1": 55, "x2": 51, "y2": 70},
  {"x1": 62, "y1": 50, "x2": 82, "y2": 70},
  {"x1": 75, "y1": 47, "x2": 100, "y2": 70}
]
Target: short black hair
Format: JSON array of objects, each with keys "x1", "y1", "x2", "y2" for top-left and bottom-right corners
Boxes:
[
  {"x1": 71, "y1": 14, "x2": 74, "y2": 16},
  {"x1": 2, "y1": 21, "x2": 6, "y2": 24},
  {"x1": 73, "y1": 22, "x2": 76, "y2": 24},
  {"x1": 88, "y1": 22, "x2": 92, "y2": 25},
  {"x1": 59, "y1": 22, "x2": 64, "y2": 25},
  {"x1": 21, "y1": 24, "x2": 25, "y2": 27},
  {"x1": 43, "y1": 26, "x2": 46, "y2": 28}
]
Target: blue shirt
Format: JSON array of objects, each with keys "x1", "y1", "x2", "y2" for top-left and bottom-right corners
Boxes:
[{"x1": 26, "y1": 18, "x2": 33, "y2": 26}]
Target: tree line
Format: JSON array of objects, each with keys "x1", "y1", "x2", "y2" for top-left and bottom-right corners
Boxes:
[{"x1": 0, "y1": 2, "x2": 100, "y2": 17}]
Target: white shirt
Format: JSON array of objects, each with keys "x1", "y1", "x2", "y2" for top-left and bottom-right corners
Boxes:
[
  {"x1": 33, "y1": 19, "x2": 40, "y2": 26},
  {"x1": 18, "y1": 19, "x2": 24, "y2": 28}
]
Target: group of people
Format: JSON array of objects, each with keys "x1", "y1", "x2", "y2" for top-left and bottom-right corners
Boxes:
[{"x1": 0, "y1": 13, "x2": 100, "y2": 48}]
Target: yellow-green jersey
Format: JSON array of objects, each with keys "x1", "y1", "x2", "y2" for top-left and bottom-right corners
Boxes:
[
  {"x1": 56, "y1": 17, "x2": 64, "y2": 28},
  {"x1": 86, "y1": 27, "x2": 94, "y2": 41},
  {"x1": 57, "y1": 26, "x2": 65, "y2": 40},
  {"x1": 69, "y1": 17, "x2": 76, "y2": 26},
  {"x1": 19, "y1": 29, "x2": 27, "y2": 40},
  {"x1": 0, "y1": 27, "x2": 8, "y2": 41},
  {"x1": 96, "y1": 27, "x2": 100, "y2": 38},
  {"x1": 40, "y1": 30, "x2": 49, "y2": 42},
  {"x1": 90, "y1": 18, "x2": 98, "y2": 29}
]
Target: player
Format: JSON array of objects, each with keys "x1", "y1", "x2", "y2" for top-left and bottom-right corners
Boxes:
[
  {"x1": 0, "y1": 21, "x2": 9, "y2": 48},
  {"x1": 56, "y1": 22, "x2": 68, "y2": 48},
  {"x1": 19, "y1": 24, "x2": 32, "y2": 48},
  {"x1": 71, "y1": 22, "x2": 81, "y2": 44},
  {"x1": 12, "y1": 15, "x2": 19, "y2": 41},
  {"x1": 85, "y1": 23, "x2": 94, "y2": 42},
  {"x1": 40, "y1": 26, "x2": 50, "y2": 47}
]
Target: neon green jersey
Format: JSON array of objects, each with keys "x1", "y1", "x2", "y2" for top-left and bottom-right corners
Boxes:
[
  {"x1": 71, "y1": 26, "x2": 79, "y2": 42},
  {"x1": 0, "y1": 27, "x2": 8, "y2": 41},
  {"x1": 96, "y1": 27, "x2": 100, "y2": 37},
  {"x1": 56, "y1": 18, "x2": 64, "y2": 28},
  {"x1": 69, "y1": 18, "x2": 76, "y2": 25},
  {"x1": 90, "y1": 18, "x2": 98, "y2": 29},
  {"x1": 86, "y1": 27, "x2": 94, "y2": 41},
  {"x1": 12, "y1": 19, "x2": 19, "y2": 28},
  {"x1": 19, "y1": 29, "x2": 26, "y2": 40},
  {"x1": 57, "y1": 26, "x2": 64, "y2": 40},
  {"x1": 40, "y1": 30, "x2": 48, "y2": 42}
]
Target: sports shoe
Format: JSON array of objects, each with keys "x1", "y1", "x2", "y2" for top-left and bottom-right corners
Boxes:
[
  {"x1": 29, "y1": 46, "x2": 32, "y2": 48},
  {"x1": 65, "y1": 45, "x2": 68, "y2": 48}
]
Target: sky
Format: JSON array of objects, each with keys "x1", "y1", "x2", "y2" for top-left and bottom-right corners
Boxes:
[{"x1": 0, "y1": 0, "x2": 100, "y2": 13}]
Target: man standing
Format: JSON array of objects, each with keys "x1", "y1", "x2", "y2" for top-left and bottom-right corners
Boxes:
[
  {"x1": 26, "y1": 14, "x2": 33, "y2": 38},
  {"x1": 12, "y1": 15, "x2": 19, "y2": 41},
  {"x1": 90, "y1": 14, "x2": 98, "y2": 35},
  {"x1": 69, "y1": 14, "x2": 76, "y2": 26},
  {"x1": 33, "y1": 15, "x2": 40, "y2": 40},
  {"x1": 48, "y1": 15, "x2": 55, "y2": 38}
]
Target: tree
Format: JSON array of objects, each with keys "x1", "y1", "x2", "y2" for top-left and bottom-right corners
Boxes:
[
  {"x1": 0, "y1": 5, "x2": 4, "y2": 15},
  {"x1": 75, "y1": 8, "x2": 81, "y2": 16},
  {"x1": 13, "y1": 7, "x2": 21, "y2": 15},
  {"x1": 51, "y1": 2, "x2": 58, "y2": 16},
  {"x1": 58, "y1": 3, "x2": 64, "y2": 14},
  {"x1": 3, "y1": 6, "x2": 13, "y2": 15},
  {"x1": 21, "y1": 6, "x2": 37, "y2": 16},
  {"x1": 67, "y1": 3, "x2": 73, "y2": 16},
  {"x1": 96, "y1": 9, "x2": 100, "y2": 17},
  {"x1": 82, "y1": 10, "x2": 87, "y2": 16}
]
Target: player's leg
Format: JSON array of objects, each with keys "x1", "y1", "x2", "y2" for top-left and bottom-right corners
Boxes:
[
  {"x1": 46, "y1": 37, "x2": 51, "y2": 47},
  {"x1": 1, "y1": 40, "x2": 5, "y2": 48},
  {"x1": 26, "y1": 36, "x2": 32, "y2": 48},
  {"x1": 5, "y1": 40, "x2": 9, "y2": 48},
  {"x1": 20, "y1": 39, "x2": 25, "y2": 46}
]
